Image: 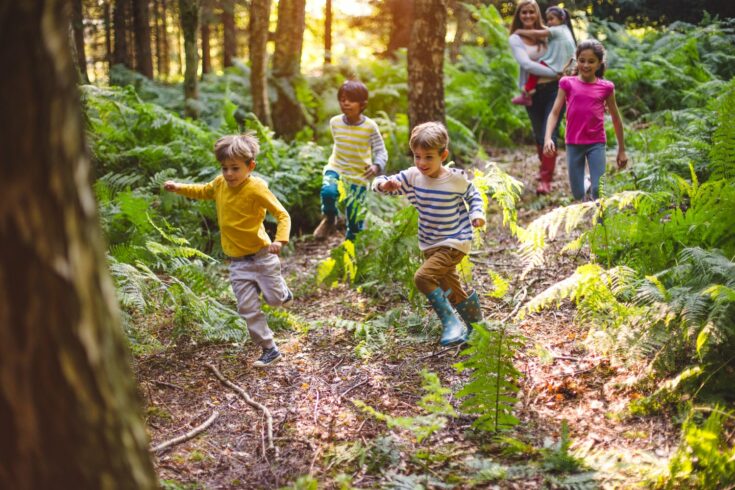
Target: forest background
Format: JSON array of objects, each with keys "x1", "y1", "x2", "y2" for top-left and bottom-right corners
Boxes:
[{"x1": 2, "y1": 0, "x2": 735, "y2": 488}]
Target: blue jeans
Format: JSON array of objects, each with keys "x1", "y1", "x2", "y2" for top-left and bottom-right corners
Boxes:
[
  {"x1": 566, "y1": 143, "x2": 606, "y2": 200},
  {"x1": 526, "y1": 81, "x2": 564, "y2": 146},
  {"x1": 320, "y1": 170, "x2": 367, "y2": 241}
]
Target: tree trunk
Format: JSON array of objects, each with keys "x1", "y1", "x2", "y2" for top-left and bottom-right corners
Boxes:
[
  {"x1": 271, "y1": 0, "x2": 306, "y2": 139},
  {"x1": 113, "y1": 0, "x2": 133, "y2": 67},
  {"x1": 153, "y1": 0, "x2": 163, "y2": 77},
  {"x1": 0, "y1": 2, "x2": 158, "y2": 489},
  {"x1": 179, "y1": 0, "x2": 200, "y2": 118},
  {"x1": 200, "y1": 0, "x2": 211, "y2": 76},
  {"x1": 221, "y1": 0, "x2": 236, "y2": 67},
  {"x1": 133, "y1": 0, "x2": 154, "y2": 77},
  {"x1": 71, "y1": 0, "x2": 90, "y2": 83},
  {"x1": 324, "y1": 0, "x2": 332, "y2": 65},
  {"x1": 408, "y1": 0, "x2": 447, "y2": 130},
  {"x1": 249, "y1": 0, "x2": 273, "y2": 127},
  {"x1": 104, "y1": 0, "x2": 113, "y2": 70},
  {"x1": 386, "y1": 0, "x2": 414, "y2": 58},
  {"x1": 160, "y1": 0, "x2": 171, "y2": 78},
  {"x1": 449, "y1": 0, "x2": 472, "y2": 63}
]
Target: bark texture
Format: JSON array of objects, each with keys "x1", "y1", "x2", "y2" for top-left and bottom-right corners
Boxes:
[
  {"x1": 386, "y1": 0, "x2": 414, "y2": 58},
  {"x1": 179, "y1": 0, "x2": 200, "y2": 118},
  {"x1": 113, "y1": 0, "x2": 133, "y2": 67},
  {"x1": 133, "y1": 0, "x2": 154, "y2": 77},
  {"x1": 271, "y1": 0, "x2": 306, "y2": 139},
  {"x1": 0, "y1": 1, "x2": 157, "y2": 488},
  {"x1": 249, "y1": 0, "x2": 273, "y2": 127},
  {"x1": 71, "y1": 0, "x2": 90, "y2": 83},
  {"x1": 408, "y1": 0, "x2": 447, "y2": 130},
  {"x1": 221, "y1": 0, "x2": 236, "y2": 67}
]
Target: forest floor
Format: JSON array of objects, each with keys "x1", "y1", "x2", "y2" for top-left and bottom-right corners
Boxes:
[{"x1": 135, "y1": 148, "x2": 678, "y2": 489}]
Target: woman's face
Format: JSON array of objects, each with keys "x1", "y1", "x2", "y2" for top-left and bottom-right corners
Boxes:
[{"x1": 519, "y1": 4, "x2": 538, "y2": 28}]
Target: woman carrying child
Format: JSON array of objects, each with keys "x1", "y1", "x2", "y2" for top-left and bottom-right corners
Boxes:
[{"x1": 508, "y1": 0, "x2": 572, "y2": 195}]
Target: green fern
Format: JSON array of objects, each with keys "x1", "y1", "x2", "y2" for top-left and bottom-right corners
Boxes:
[{"x1": 454, "y1": 321, "x2": 523, "y2": 433}]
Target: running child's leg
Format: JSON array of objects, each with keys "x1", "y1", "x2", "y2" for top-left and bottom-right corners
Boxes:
[
  {"x1": 566, "y1": 144, "x2": 587, "y2": 200},
  {"x1": 229, "y1": 261, "x2": 275, "y2": 349},
  {"x1": 255, "y1": 250, "x2": 292, "y2": 307},
  {"x1": 344, "y1": 183, "x2": 367, "y2": 241},
  {"x1": 586, "y1": 143, "x2": 607, "y2": 199}
]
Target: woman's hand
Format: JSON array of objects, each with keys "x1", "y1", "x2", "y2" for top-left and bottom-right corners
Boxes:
[
  {"x1": 616, "y1": 150, "x2": 628, "y2": 169},
  {"x1": 543, "y1": 139, "x2": 556, "y2": 156},
  {"x1": 163, "y1": 180, "x2": 179, "y2": 191},
  {"x1": 268, "y1": 241, "x2": 284, "y2": 254}
]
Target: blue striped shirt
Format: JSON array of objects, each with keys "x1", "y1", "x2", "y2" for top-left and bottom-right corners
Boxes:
[{"x1": 372, "y1": 166, "x2": 485, "y2": 253}]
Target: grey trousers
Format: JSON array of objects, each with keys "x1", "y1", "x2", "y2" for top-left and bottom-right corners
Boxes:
[{"x1": 229, "y1": 248, "x2": 290, "y2": 349}]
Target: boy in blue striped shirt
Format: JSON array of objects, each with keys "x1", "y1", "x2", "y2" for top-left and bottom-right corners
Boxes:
[{"x1": 372, "y1": 122, "x2": 485, "y2": 346}]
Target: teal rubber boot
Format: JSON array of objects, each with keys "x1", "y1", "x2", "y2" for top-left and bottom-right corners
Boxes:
[
  {"x1": 426, "y1": 288, "x2": 467, "y2": 346},
  {"x1": 454, "y1": 290, "x2": 483, "y2": 337}
]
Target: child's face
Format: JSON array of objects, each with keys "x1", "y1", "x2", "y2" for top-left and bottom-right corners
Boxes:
[
  {"x1": 546, "y1": 13, "x2": 562, "y2": 26},
  {"x1": 576, "y1": 49, "x2": 602, "y2": 80},
  {"x1": 339, "y1": 96, "x2": 365, "y2": 122},
  {"x1": 413, "y1": 147, "x2": 449, "y2": 179},
  {"x1": 221, "y1": 157, "x2": 254, "y2": 187}
]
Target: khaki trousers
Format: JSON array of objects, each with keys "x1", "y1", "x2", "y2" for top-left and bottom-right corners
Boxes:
[
  {"x1": 413, "y1": 246, "x2": 468, "y2": 304},
  {"x1": 228, "y1": 248, "x2": 290, "y2": 349}
]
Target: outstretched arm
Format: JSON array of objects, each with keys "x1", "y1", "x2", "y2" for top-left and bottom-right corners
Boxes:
[
  {"x1": 163, "y1": 179, "x2": 215, "y2": 199},
  {"x1": 514, "y1": 28, "x2": 550, "y2": 41},
  {"x1": 606, "y1": 91, "x2": 627, "y2": 168},
  {"x1": 543, "y1": 88, "x2": 567, "y2": 155}
]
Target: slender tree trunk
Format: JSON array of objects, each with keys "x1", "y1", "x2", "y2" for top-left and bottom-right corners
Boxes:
[
  {"x1": 0, "y1": 2, "x2": 158, "y2": 488},
  {"x1": 160, "y1": 0, "x2": 171, "y2": 78},
  {"x1": 386, "y1": 0, "x2": 414, "y2": 58},
  {"x1": 104, "y1": 0, "x2": 113, "y2": 70},
  {"x1": 71, "y1": 0, "x2": 90, "y2": 83},
  {"x1": 153, "y1": 0, "x2": 163, "y2": 77},
  {"x1": 133, "y1": 0, "x2": 154, "y2": 77},
  {"x1": 249, "y1": 0, "x2": 273, "y2": 127},
  {"x1": 408, "y1": 0, "x2": 447, "y2": 129},
  {"x1": 449, "y1": 0, "x2": 471, "y2": 63},
  {"x1": 113, "y1": 0, "x2": 133, "y2": 67},
  {"x1": 271, "y1": 0, "x2": 306, "y2": 139},
  {"x1": 221, "y1": 0, "x2": 236, "y2": 67},
  {"x1": 179, "y1": 0, "x2": 200, "y2": 118},
  {"x1": 324, "y1": 0, "x2": 332, "y2": 65},
  {"x1": 200, "y1": 0, "x2": 211, "y2": 76}
]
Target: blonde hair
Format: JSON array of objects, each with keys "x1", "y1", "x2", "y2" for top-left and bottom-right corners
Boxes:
[
  {"x1": 510, "y1": 0, "x2": 545, "y2": 34},
  {"x1": 213, "y1": 132, "x2": 260, "y2": 163},
  {"x1": 409, "y1": 122, "x2": 449, "y2": 152}
]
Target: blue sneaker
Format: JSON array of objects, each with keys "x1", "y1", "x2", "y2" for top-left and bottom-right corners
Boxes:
[{"x1": 253, "y1": 347, "x2": 281, "y2": 368}]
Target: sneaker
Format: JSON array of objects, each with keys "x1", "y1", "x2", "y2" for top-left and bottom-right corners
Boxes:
[
  {"x1": 282, "y1": 288, "x2": 293, "y2": 307},
  {"x1": 253, "y1": 347, "x2": 281, "y2": 368},
  {"x1": 511, "y1": 94, "x2": 532, "y2": 106}
]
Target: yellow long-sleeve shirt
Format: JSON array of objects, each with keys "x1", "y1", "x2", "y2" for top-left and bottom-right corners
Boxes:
[{"x1": 173, "y1": 175, "x2": 291, "y2": 257}]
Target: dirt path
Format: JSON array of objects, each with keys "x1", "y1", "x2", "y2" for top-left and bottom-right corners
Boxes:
[{"x1": 136, "y1": 148, "x2": 677, "y2": 489}]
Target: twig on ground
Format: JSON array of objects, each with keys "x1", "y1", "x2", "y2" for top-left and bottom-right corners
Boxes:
[
  {"x1": 153, "y1": 379, "x2": 184, "y2": 390},
  {"x1": 340, "y1": 378, "x2": 369, "y2": 399},
  {"x1": 151, "y1": 410, "x2": 220, "y2": 453},
  {"x1": 418, "y1": 344, "x2": 459, "y2": 361},
  {"x1": 206, "y1": 363, "x2": 275, "y2": 453}
]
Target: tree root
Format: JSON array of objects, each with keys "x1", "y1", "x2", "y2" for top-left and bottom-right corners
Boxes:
[
  {"x1": 151, "y1": 410, "x2": 220, "y2": 453},
  {"x1": 206, "y1": 363, "x2": 275, "y2": 454}
]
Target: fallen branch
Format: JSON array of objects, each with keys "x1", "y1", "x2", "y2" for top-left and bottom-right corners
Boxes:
[
  {"x1": 340, "y1": 378, "x2": 370, "y2": 399},
  {"x1": 151, "y1": 410, "x2": 219, "y2": 453},
  {"x1": 206, "y1": 363, "x2": 275, "y2": 452}
]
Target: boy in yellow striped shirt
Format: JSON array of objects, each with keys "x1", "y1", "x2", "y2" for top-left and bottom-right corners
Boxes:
[
  {"x1": 313, "y1": 80, "x2": 388, "y2": 241},
  {"x1": 164, "y1": 132, "x2": 291, "y2": 367}
]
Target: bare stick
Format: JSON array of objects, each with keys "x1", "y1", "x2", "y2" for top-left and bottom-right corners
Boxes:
[
  {"x1": 340, "y1": 378, "x2": 369, "y2": 399},
  {"x1": 151, "y1": 410, "x2": 220, "y2": 453},
  {"x1": 206, "y1": 363, "x2": 274, "y2": 452}
]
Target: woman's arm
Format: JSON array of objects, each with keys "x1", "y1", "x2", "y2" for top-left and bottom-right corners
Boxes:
[
  {"x1": 606, "y1": 91, "x2": 628, "y2": 168},
  {"x1": 514, "y1": 28, "x2": 550, "y2": 40},
  {"x1": 543, "y1": 88, "x2": 567, "y2": 154},
  {"x1": 508, "y1": 35, "x2": 557, "y2": 78}
]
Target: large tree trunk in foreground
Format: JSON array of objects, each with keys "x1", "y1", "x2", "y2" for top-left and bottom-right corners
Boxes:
[
  {"x1": 0, "y1": 1, "x2": 158, "y2": 488},
  {"x1": 408, "y1": 0, "x2": 447, "y2": 130},
  {"x1": 249, "y1": 0, "x2": 273, "y2": 127},
  {"x1": 271, "y1": 0, "x2": 306, "y2": 139},
  {"x1": 179, "y1": 0, "x2": 200, "y2": 118}
]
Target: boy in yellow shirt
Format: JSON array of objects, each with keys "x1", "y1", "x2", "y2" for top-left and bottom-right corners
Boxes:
[{"x1": 164, "y1": 132, "x2": 292, "y2": 367}]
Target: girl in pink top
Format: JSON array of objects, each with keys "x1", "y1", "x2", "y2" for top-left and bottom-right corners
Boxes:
[{"x1": 544, "y1": 39, "x2": 628, "y2": 200}]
